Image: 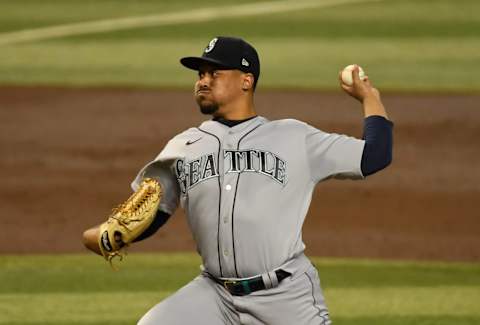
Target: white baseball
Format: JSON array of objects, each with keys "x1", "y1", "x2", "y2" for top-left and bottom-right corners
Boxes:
[{"x1": 341, "y1": 64, "x2": 366, "y2": 86}]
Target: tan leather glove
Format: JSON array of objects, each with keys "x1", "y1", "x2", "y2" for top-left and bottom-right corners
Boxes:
[{"x1": 98, "y1": 178, "x2": 162, "y2": 265}]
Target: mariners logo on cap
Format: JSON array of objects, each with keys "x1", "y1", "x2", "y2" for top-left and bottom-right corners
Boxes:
[
  {"x1": 204, "y1": 38, "x2": 218, "y2": 53},
  {"x1": 241, "y1": 58, "x2": 250, "y2": 67}
]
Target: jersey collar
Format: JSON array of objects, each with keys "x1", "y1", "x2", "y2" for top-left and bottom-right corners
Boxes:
[{"x1": 199, "y1": 116, "x2": 268, "y2": 137}]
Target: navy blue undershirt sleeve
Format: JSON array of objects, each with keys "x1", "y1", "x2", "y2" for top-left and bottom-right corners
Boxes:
[
  {"x1": 360, "y1": 115, "x2": 393, "y2": 177},
  {"x1": 133, "y1": 210, "x2": 171, "y2": 242}
]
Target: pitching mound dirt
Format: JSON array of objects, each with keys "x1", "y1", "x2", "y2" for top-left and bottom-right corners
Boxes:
[{"x1": 1, "y1": 86, "x2": 478, "y2": 261}]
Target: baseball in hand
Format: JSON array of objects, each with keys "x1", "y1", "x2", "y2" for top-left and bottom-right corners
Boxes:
[{"x1": 341, "y1": 64, "x2": 366, "y2": 86}]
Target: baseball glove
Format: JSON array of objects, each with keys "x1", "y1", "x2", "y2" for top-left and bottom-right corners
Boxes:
[{"x1": 98, "y1": 178, "x2": 162, "y2": 266}]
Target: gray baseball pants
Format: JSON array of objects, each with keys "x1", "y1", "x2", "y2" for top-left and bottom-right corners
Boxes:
[{"x1": 138, "y1": 257, "x2": 331, "y2": 325}]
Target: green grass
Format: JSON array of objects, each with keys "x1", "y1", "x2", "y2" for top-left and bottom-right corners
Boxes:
[
  {"x1": 0, "y1": 0, "x2": 259, "y2": 33},
  {"x1": 0, "y1": 253, "x2": 479, "y2": 325},
  {"x1": 1, "y1": 38, "x2": 477, "y2": 91},
  {"x1": 0, "y1": 0, "x2": 479, "y2": 91}
]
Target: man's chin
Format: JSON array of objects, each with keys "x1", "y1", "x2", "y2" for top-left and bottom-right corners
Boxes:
[
  {"x1": 199, "y1": 104, "x2": 219, "y2": 115},
  {"x1": 196, "y1": 99, "x2": 219, "y2": 115}
]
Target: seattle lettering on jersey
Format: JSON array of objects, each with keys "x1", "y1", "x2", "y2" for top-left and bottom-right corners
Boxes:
[
  {"x1": 175, "y1": 149, "x2": 287, "y2": 193},
  {"x1": 223, "y1": 149, "x2": 287, "y2": 185},
  {"x1": 175, "y1": 153, "x2": 219, "y2": 194}
]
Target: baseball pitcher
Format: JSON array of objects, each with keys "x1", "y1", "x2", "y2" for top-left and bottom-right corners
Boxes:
[{"x1": 83, "y1": 36, "x2": 393, "y2": 325}]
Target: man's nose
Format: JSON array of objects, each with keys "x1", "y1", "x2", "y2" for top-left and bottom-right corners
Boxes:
[{"x1": 198, "y1": 73, "x2": 212, "y2": 87}]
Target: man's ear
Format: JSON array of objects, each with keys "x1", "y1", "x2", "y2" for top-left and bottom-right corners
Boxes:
[{"x1": 242, "y1": 73, "x2": 254, "y2": 91}]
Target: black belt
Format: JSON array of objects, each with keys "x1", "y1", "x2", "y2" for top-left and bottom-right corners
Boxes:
[{"x1": 212, "y1": 270, "x2": 291, "y2": 296}]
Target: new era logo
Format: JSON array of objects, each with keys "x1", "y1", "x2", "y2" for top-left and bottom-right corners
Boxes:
[{"x1": 241, "y1": 58, "x2": 249, "y2": 67}]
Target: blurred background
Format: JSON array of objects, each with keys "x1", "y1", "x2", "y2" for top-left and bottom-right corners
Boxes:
[{"x1": 0, "y1": 0, "x2": 479, "y2": 324}]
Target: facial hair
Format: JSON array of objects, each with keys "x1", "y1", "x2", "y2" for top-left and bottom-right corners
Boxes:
[
  {"x1": 195, "y1": 95, "x2": 219, "y2": 115},
  {"x1": 199, "y1": 103, "x2": 219, "y2": 115}
]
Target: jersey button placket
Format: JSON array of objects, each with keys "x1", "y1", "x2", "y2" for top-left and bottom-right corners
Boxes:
[
  {"x1": 218, "y1": 132, "x2": 239, "y2": 277},
  {"x1": 223, "y1": 184, "x2": 232, "y2": 224}
]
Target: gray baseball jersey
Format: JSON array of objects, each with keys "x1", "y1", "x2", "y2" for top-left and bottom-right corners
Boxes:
[{"x1": 132, "y1": 116, "x2": 364, "y2": 279}]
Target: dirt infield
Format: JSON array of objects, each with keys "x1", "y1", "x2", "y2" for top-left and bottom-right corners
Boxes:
[{"x1": 1, "y1": 86, "x2": 479, "y2": 261}]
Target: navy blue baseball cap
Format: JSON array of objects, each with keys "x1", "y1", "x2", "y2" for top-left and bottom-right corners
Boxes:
[{"x1": 180, "y1": 36, "x2": 260, "y2": 88}]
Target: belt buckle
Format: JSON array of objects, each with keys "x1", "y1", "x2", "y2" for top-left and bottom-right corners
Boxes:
[{"x1": 223, "y1": 280, "x2": 237, "y2": 291}]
